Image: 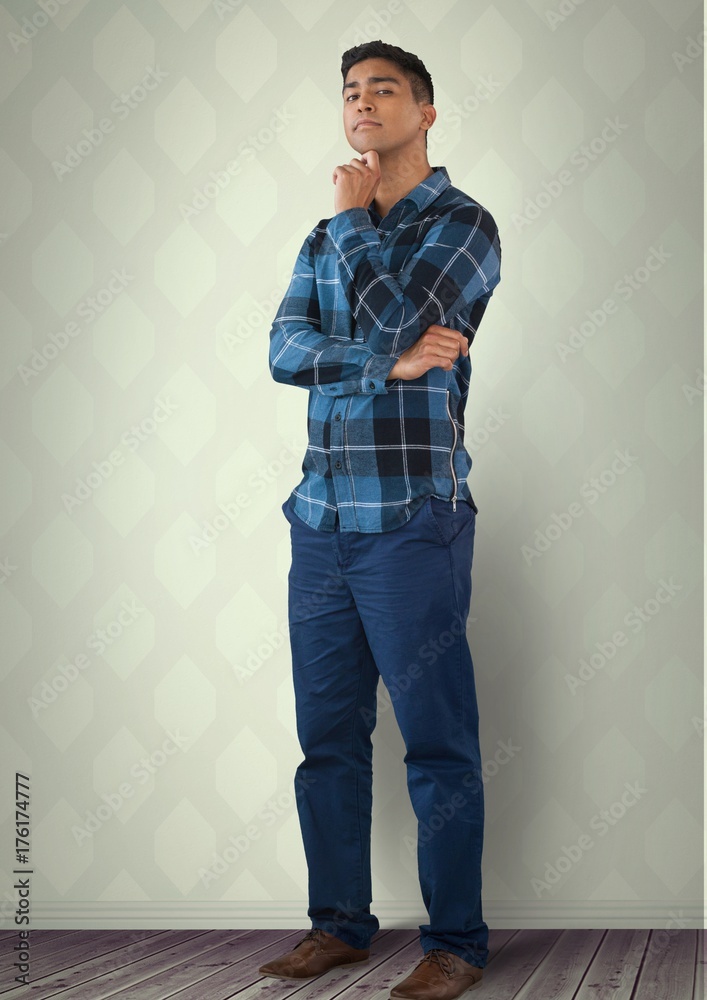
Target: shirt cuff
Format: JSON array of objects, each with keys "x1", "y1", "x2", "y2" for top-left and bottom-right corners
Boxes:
[
  {"x1": 362, "y1": 352, "x2": 399, "y2": 391},
  {"x1": 314, "y1": 354, "x2": 399, "y2": 397},
  {"x1": 326, "y1": 208, "x2": 381, "y2": 256}
]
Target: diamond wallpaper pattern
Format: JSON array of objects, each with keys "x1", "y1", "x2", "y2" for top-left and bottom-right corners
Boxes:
[{"x1": 0, "y1": 0, "x2": 703, "y2": 929}]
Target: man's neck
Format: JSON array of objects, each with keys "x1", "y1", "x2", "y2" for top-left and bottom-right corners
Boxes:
[{"x1": 370, "y1": 151, "x2": 435, "y2": 219}]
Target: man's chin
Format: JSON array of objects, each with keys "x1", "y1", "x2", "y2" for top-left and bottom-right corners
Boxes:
[{"x1": 350, "y1": 136, "x2": 384, "y2": 154}]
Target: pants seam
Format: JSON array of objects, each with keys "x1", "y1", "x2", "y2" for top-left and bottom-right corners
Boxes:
[
  {"x1": 446, "y1": 543, "x2": 464, "y2": 742},
  {"x1": 351, "y1": 628, "x2": 367, "y2": 922}
]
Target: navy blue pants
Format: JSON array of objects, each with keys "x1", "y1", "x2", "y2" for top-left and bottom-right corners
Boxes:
[{"x1": 281, "y1": 492, "x2": 488, "y2": 970}]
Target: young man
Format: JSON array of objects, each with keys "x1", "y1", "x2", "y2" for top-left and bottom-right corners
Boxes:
[{"x1": 261, "y1": 40, "x2": 501, "y2": 1000}]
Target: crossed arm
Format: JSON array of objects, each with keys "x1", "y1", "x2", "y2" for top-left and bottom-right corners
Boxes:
[{"x1": 268, "y1": 203, "x2": 501, "y2": 398}]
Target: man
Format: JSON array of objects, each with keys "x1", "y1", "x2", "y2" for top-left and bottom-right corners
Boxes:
[{"x1": 261, "y1": 39, "x2": 501, "y2": 1000}]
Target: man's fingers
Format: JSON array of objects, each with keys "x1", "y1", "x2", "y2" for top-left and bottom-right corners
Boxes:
[
  {"x1": 422, "y1": 324, "x2": 468, "y2": 356},
  {"x1": 349, "y1": 157, "x2": 375, "y2": 174},
  {"x1": 424, "y1": 342, "x2": 462, "y2": 367},
  {"x1": 424, "y1": 323, "x2": 468, "y2": 343}
]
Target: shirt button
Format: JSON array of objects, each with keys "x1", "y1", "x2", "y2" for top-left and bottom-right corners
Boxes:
[
  {"x1": 334, "y1": 413, "x2": 341, "y2": 420},
  {"x1": 368, "y1": 381, "x2": 375, "y2": 389},
  {"x1": 334, "y1": 460, "x2": 342, "y2": 469}
]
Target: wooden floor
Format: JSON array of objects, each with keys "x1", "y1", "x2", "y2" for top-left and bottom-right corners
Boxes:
[{"x1": 0, "y1": 927, "x2": 703, "y2": 999}]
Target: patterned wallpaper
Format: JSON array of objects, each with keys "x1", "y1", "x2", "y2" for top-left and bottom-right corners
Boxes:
[{"x1": 0, "y1": 0, "x2": 703, "y2": 928}]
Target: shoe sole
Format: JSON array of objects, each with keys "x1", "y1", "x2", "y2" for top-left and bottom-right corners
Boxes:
[
  {"x1": 390, "y1": 978, "x2": 483, "y2": 998},
  {"x1": 259, "y1": 956, "x2": 370, "y2": 980}
]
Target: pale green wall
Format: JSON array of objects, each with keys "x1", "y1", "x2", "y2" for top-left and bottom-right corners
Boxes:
[{"x1": 0, "y1": 0, "x2": 702, "y2": 928}]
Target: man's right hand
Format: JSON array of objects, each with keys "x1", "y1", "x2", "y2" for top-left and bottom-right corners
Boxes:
[{"x1": 387, "y1": 324, "x2": 469, "y2": 381}]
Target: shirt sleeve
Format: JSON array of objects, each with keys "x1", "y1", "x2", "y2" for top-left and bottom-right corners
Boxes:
[
  {"x1": 325, "y1": 202, "x2": 502, "y2": 356},
  {"x1": 268, "y1": 230, "x2": 400, "y2": 397}
]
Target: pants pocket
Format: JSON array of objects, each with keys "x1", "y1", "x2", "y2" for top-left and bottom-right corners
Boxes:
[{"x1": 426, "y1": 496, "x2": 476, "y2": 546}]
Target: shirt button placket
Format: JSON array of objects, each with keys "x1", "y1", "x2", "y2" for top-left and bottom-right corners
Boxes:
[{"x1": 329, "y1": 406, "x2": 353, "y2": 528}]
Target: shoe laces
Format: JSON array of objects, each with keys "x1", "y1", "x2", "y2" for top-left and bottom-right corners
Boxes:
[
  {"x1": 296, "y1": 928, "x2": 326, "y2": 954},
  {"x1": 420, "y1": 948, "x2": 455, "y2": 978}
]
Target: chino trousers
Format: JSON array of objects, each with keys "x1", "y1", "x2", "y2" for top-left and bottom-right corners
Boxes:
[{"x1": 281, "y1": 492, "x2": 489, "y2": 970}]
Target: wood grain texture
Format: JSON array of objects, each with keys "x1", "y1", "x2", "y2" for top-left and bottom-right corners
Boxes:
[{"x1": 0, "y1": 928, "x2": 701, "y2": 999}]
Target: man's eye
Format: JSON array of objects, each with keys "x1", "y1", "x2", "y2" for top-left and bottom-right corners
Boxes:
[{"x1": 345, "y1": 90, "x2": 391, "y2": 101}]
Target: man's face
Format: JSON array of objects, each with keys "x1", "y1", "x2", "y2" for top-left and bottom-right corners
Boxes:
[{"x1": 342, "y1": 57, "x2": 431, "y2": 156}]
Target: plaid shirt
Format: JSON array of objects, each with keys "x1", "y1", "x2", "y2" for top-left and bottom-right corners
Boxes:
[{"x1": 269, "y1": 165, "x2": 502, "y2": 533}]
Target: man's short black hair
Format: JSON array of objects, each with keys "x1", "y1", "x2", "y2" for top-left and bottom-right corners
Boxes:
[{"x1": 341, "y1": 40, "x2": 434, "y2": 146}]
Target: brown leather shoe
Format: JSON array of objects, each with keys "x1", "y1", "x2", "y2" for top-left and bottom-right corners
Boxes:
[
  {"x1": 390, "y1": 948, "x2": 483, "y2": 999},
  {"x1": 258, "y1": 927, "x2": 371, "y2": 979}
]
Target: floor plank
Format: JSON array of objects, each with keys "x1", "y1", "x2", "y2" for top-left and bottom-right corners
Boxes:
[
  {"x1": 505, "y1": 930, "x2": 606, "y2": 999},
  {"x1": 693, "y1": 931, "x2": 705, "y2": 1000},
  {"x1": 0, "y1": 930, "x2": 241, "y2": 998},
  {"x1": 0, "y1": 930, "x2": 146, "y2": 974},
  {"x1": 0, "y1": 928, "x2": 700, "y2": 999},
  {"x1": 631, "y1": 928, "x2": 697, "y2": 1000},
  {"x1": 574, "y1": 928, "x2": 648, "y2": 999},
  {"x1": 472, "y1": 929, "x2": 564, "y2": 998}
]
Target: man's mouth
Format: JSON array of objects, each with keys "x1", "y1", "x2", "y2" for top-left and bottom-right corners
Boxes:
[{"x1": 356, "y1": 120, "x2": 381, "y2": 129}]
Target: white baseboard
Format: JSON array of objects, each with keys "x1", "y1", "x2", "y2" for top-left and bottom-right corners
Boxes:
[{"x1": 15, "y1": 900, "x2": 705, "y2": 930}]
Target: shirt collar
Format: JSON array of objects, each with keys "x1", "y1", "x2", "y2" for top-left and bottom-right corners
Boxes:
[{"x1": 367, "y1": 165, "x2": 451, "y2": 226}]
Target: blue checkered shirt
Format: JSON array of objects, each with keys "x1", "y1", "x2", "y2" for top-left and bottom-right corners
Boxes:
[{"x1": 269, "y1": 165, "x2": 502, "y2": 533}]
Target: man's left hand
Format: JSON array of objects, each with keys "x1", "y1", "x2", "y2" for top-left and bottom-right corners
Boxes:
[{"x1": 333, "y1": 149, "x2": 381, "y2": 214}]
